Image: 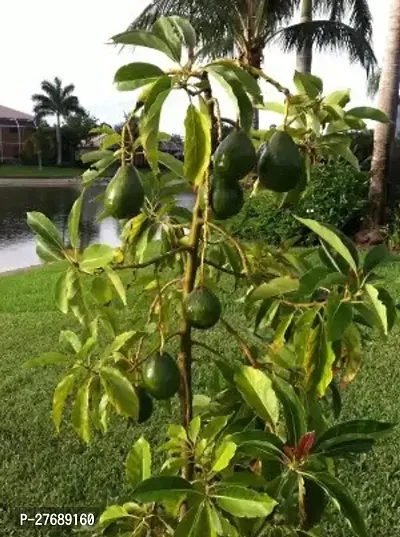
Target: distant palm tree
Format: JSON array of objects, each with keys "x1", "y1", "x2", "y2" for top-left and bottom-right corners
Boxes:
[
  {"x1": 366, "y1": 0, "x2": 400, "y2": 230},
  {"x1": 32, "y1": 77, "x2": 85, "y2": 166},
  {"x1": 128, "y1": 0, "x2": 375, "y2": 127}
]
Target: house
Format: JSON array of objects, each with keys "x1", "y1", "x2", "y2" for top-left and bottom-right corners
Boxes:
[{"x1": 0, "y1": 105, "x2": 36, "y2": 163}]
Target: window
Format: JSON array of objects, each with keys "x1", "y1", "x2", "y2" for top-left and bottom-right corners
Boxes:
[{"x1": 9, "y1": 127, "x2": 17, "y2": 134}]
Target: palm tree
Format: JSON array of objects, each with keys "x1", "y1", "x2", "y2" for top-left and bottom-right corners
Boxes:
[
  {"x1": 128, "y1": 0, "x2": 376, "y2": 127},
  {"x1": 32, "y1": 77, "x2": 85, "y2": 166},
  {"x1": 366, "y1": 0, "x2": 400, "y2": 230}
]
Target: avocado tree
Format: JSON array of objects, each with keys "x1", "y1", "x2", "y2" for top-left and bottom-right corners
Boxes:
[{"x1": 26, "y1": 16, "x2": 396, "y2": 537}]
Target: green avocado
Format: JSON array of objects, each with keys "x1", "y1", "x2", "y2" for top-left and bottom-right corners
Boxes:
[
  {"x1": 142, "y1": 352, "x2": 180, "y2": 400},
  {"x1": 136, "y1": 386, "x2": 153, "y2": 423},
  {"x1": 104, "y1": 164, "x2": 145, "y2": 219},
  {"x1": 257, "y1": 131, "x2": 303, "y2": 192},
  {"x1": 184, "y1": 287, "x2": 222, "y2": 329},
  {"x1": 213, "y1": 130, "x2": 257, "y2": 184},
  {"x1": 211, "y1": 184, "x2": 244, "y2": 220}
]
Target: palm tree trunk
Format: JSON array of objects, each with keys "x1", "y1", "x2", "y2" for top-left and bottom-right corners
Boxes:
[
  {"x1": 56, "y1": 115, "x2": 62, "y2": 166},
  {"x1": 296, "y1": 0, "x2": 313, "y2": 74},
  {"x1": 366, "y1": 0, "x2": 400, "y2": 230}
]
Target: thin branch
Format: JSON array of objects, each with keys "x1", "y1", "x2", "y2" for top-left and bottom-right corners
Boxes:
[
  {"x1": 220, "y1": 318, "x2": 257, "y2": 367},
  {"x1": 191, "y1": 340, "x2": 226, "y2": 359},
  {"x1": 208, "y1": 222, "x2": 250, "y2": 274},
  {"x1": 204, "y1": 258, "x2": 246, "y2": 278},
  {"x1": 114, "y1": 247, "x2": 191, "y2": 270}
]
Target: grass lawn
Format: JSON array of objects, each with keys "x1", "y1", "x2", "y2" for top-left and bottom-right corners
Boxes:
[
  {"x1": 0, "y1": 165, "x2": 82, "y2": 178},
  {"x1": 1, "y1": 262, "x2": 400, "y2": 536}
]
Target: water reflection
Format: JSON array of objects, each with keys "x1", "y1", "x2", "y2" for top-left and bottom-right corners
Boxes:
[{"x1": 0, "y1": 184, "x2": 194, "y2": 273}]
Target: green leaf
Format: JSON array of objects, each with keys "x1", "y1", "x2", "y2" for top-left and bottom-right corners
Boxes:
[
  {"x1": 126, "y1": 436, "x2": 152, "y2": 487},
  {"x1": 80, "y1": 244, "x2": 114, "y2": 271},
  {"x1": 377, "y1": 287, "x2": 397, "y2": 331},
  {"x1": 234, "y1": 366, "x2": 279, "y2": 426},
  {"x1": 260, "y1": 101, "x2": 285, "y2": 114},
  {"x1": 72, "y1": 378, "x2": 91, "y2": 444},
  {"x1": 298, "y1": 267, "x2": 334, "y2": 297},
  {"x1": 227, "y1": 430, "x2": 283, "y2": 449},
  {"x1": 207, "y1": 65, "x2": 253, "y2": 131},
  {"x1": 365, "y1": 283, "x2": 388, "y2": 336},
  {"x1": 313, "y1": 436, "x2": 375, "y2": 458},
  {"x1": 54, "y1": 268, "x2": 78, "y2": 314},
  {"x1": 168, "y1": 16, "x2": 197, "y2": 49},
  {"x1": 105, "y1": 267, "x2": 127, "y2": 306},
  {"x1": 92, "y1": 277, "x2": 113, "y2": 305},
  {"x1": 68, "y1": 195, "x2": 82, "y2": 249},
  {"x1": 36, "y1": 237, "x2": 65, "y2": 262},
  {"x1": 201, "y1": 415, "x2": 230, "y2": 442},
  {"x1": 114, "y1": 62, "x2": 164, "y2": 91},
  {"x1": 98, "y1": 505, "x2": 130, "y2": 527},
  {"x1": 27, "y1": 211, "x2": 64, "y2": 251},
  {"x1": 183, "y1": 101, "x2": 211, "y2": 185},
  {"x1": 208, "y1": 60, "x2": 263, "y2": 104},
  {"x1": 293, "y1": 71, "x2": 323, "y2": 98},
  {"x1": 82, "y1": 155, "x2": 117, "y2": 186},
  {"x1": 235, "y1": 440, "x2": 284, "y2": 463},
  {"x1": 188, "y1": 416, "x2": 201, "y2": 443},
  {"x1": 272, "y1": 376, "x2": 307, "y2": 446},
  {"x1": 111, "y1": 29, "x2": 179, "y2": 62},
  {"x1": 60, "y1": 330, "x2": 82, "y2": 353},
  {"x1": 302, "y1": 472, "x2": 367, "y2": 537},
  {"x1": 100, "y1": 367, "x2": 139, "y2": 420},
  {"x1": 329, "y1": 143, "x2": 360, "y2": 170},
  {"x1": 81, "y1": 150, "x2": 113, "y2": 164},
  {"x1": 212, "y1": 485, "x2": 277, "y2": 518},
  {"x1": 315, "y1": 420, "x2": 395, "y2": 448},
  {"x1": 346, "y1": 106, "x2": 390, "y2": 123},
  {"x1": 175, "y1": 503, "x2": 215, "y2": 537},
  {"x1": 133, "y1": 476, "x2": 198, "y2": 503},
  {"x1": 52, "y1": 374, "x2": 75, "y2": 432},
  {"x1": 364, "y1": 244, "x2": 390, "y2": 274},
  {"x1": 296, "y1": 218, "x2": 358, "y2": 273},
  {"x1": 23, "y1": 351, "x2": 67, "y2": 369},
  {"x1": 212, "y1": 441, "x2": 237, "y2": 472},
  {"x1": 140, "y1": 78, "x2": 173, "y2": 173},
  {"x1": 152, "y1": 17, "x2": 182, "y2": 63},
  {"x1": 323, "y1": 89, "x2": 351, "y2": 107},
  {"x1": 304, "y1": 324, "x2": 335, "y2": 397},
  {"x1": 248, "y1": 277, "x2": 299, "y2": 303},
  {"x1": 326, "y1": 295, "x2": 353, "y2": 342},
  {"x1": 158, "y1": 151, "x2": 184, "y2": 178}
]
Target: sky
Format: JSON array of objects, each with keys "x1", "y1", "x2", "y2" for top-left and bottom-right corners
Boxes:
[{"x1": 0, "y1": 0, "x2": 389, "y2": 133}]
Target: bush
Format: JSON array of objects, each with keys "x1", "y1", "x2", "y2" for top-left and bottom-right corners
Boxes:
[{"x1": 228, "y1": 161, "x2": 368, "y2": 245}]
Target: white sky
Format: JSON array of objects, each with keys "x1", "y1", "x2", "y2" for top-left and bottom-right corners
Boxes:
[{"x1": 0, "y1": 0, "x2": 389, "y2": 133}]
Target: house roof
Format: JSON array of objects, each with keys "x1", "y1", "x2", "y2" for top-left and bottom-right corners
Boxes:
[{"x1": 0, "y1": 105, "x2": 34, "y2": 120}]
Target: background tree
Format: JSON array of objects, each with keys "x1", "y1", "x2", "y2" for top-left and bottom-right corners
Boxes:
[
  {"x1": 366, "y1": 0, "x2": 400, "y2": 231},
  {"x1": 61, "y1": 112, "x2": 98, "y2": 165},
  {"x1": 24, "y1": 122, "x2": 55, "y2": 169},
  {"x1": 32, "y1": 77, "x2": 86, "y2": 166},
  {"x1": 129, "y1": 0, "x2": 376, "y2": 128}
]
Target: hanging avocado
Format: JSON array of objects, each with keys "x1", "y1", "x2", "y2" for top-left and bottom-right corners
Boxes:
[
  {"x1": 213, "y1": 130, "x2": 257, "y2": 184},
  {"x1": 142, "y1": 352, "x2": 180, "y2": 400},
  {"x1": 104, "y1": 164, "x2": 145, "y2": 219},
  {"x1": 211, "y1": 184, "x2": 244, "y2": 220},
  {"x1": 184, "y1": 287, "x2": 222, "y2": 329},
  {"x1": 136, "y1": 386, "x2": 154, "y2": 424},
  {"x1": 257, "y1": 131, "x2": 303, "y2": 192}
]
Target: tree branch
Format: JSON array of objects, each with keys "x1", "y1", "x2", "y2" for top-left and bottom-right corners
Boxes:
[
  {"x1": 114, "y1": 247, "x2": 191, "y2": 270},
  {"x1": 204, "y1": 258, "x2": 247, "y2": 278},
  {"x1": 220, "y1": 318, "x2": 257, "y2": 367}
]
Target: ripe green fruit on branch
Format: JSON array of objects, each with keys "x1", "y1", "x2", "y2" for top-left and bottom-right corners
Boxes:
[
  {"x1": 257, "y1": 131, "x2": 303, "y2": 192},
  {"x1": 142, "y1": 352, "x2": 180, "y2": 400},
  {"x1": 213, "y1": 130, "x2": 257, "y2": 185},
  {"x1": 104, "y1": 164, "x2": 145, "y2": 219},
  {"x1": 136, "y1": 386, "x2": 154, "y2": 424},
  {"x1": 211, "y1": 184, "x2": 244, "y2": 220},
  {"x1": 184, "y1": 287, "x2": 222, "y2": 329}
]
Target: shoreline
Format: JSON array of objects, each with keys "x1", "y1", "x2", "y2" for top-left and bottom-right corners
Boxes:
[{"x1": 0, "y1": 177, "x2": 82, "y2": 187}]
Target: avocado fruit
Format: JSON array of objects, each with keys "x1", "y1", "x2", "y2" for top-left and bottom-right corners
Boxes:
[
  {"x1": 213, "y1": 130, "x2": 257, "y2": 184},
  {"x1": 104, "y1": 164, "x2": 145, "y2": 219},
  {"x1": 211, "y1": 184, "x2": 244, "y2": 220},
  {"x1": 257, "y1": 131, "x2": 303, "y2": 192},
  {"x1": 136, "y1": 386, "x2": 153, "y2": 424},
  {"x1": 142, "y1": 352, "x2": 180, "y2": 400},
  {"x1": 184, "y1": 287, "x2": 222, "y2": 329}
]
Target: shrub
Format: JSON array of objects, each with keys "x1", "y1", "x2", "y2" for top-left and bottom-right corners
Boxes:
[{"x1": 228, "y1": 161, "x2": 368, "y2": 245}]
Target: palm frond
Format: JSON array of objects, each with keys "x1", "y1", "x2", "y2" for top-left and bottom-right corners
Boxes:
[
  {"x1": 61, "y1": 84, "x2": 75, "y2": 99},
  {"x1": 314, "y1": 0, "x2": 373, "y2": 38},
  {"x1": 275, "y1": 19, "x2": 376, "y2": 75},
  {"x1": 367, "y1": 68, "x2": 381, "y2": 99}
]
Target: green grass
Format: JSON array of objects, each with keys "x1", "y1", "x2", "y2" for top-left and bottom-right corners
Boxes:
[
  {"x1": 0, "y1": 165, "x2": 82, "y2": 178},
  {"x1": 1, "y1": 262, "x2": 400, "y2": 536}
]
